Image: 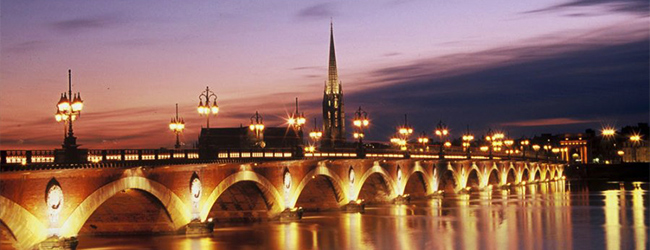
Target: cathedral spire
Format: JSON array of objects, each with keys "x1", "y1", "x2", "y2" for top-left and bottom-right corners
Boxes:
[
  {"x1": 327, "y1": 21, "x2": 339, "y2": 94},
  {"x1": 322, "y1": 20, "x2": 345, "y2": 147}
]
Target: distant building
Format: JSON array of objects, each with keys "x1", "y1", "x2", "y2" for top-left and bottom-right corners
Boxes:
[
  {"x1": 198, "y1": 126, "x2": 302, "y2": 158},
  {"x1": 620, "y1": 123, "x2": 649, "y2": 163}
]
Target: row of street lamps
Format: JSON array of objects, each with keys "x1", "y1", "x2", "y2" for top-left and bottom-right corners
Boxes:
[{"x1": 52, "y1": 73, "x2": 641, "y2": 161}]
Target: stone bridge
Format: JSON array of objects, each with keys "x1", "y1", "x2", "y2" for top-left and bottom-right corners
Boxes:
[{"x1": 0, "y1": 158, "x2": 564, "y2": 249}]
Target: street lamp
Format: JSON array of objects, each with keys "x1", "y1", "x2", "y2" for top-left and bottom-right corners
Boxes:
[
  {"x1": 288, "y1": 98, "x2": 306, "y2": 153},
  {"x1": 462, "y1": 134, "x2": 474, "y2": 159},
  {"x1": 504, "y1": 139, "x2": 514, "y2": 159},
  {"x1": 54, "y1": 70, "x2": 84, "y2": 152},
  {"x1": 629, "y1": 133, "x2": 642, "y2": 162},
  {"x1": 417, "y1": 131, "x2": 429, "y2": 152},
  {"x1": 353, "y1": 106, "x2": 369, "y2": 149},
  {"x1": 520, "y1": 139, "x2": 530, "y2": 158},
  {"x1": 197, "y1": 86, "x2": 219, "y2": 128},
  {"x1": 396, "y1": 114, "x2": 413, "y2": 151},
  {"x1": 551, "y1": 148, "x2": 560, "y2": 162},
  {"x1": 249, "y1": 111, "x2": 265, "y2": 148},
  {"x1": 169, "y1": 103, "x2": 185, "y2": 149},
  {"x1": 601, "y1": 127, "x2": 618, "y2": 163},
  {"x1": 532, "y1": 144, "x2": 541, "y2": 160},
  {"x1": 543, "y1": 145, "x2": 552, "y2": 161},
  {"x1": 434, "y1": 121, "x2": 449, "y2": 158},
  {"x1": 288, "y1": 98, "x2": 306, "y2": 130},
  {"x1": 309, "y1": 118, "x2": 323, "y2": 142}
]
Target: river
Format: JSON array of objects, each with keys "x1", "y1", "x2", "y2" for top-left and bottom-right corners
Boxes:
[{"x1": 77, "y1": 180, "x2": 648, "y2": 250}]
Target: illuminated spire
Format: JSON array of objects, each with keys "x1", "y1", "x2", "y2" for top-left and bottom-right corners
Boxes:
[{"x1": 326, "y1": 21, "x2": 339, "y2": 94}]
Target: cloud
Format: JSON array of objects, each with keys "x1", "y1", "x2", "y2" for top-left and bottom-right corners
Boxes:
[
  {"x1": 383, "y1": 52, "x2": 401, "y2": 57},
  {"x1": 291, "y1": 66, "x2": 323, "y2": 71},
  {"x1": 344, "y1": 29, "x2": 649, "y2": 139},
  {"x1": 501, "y1": 118, "x2": 597, "y2": 127},
  {"x1": 50, "y1": 15, "x2": 120, "y2": 33},
  {"x1": 4, "y1": 40, "x2": 49, "y2": 54},
  {"x1": 296, "y1": 3, "x2": 337, "y2": 21},
  {"x1": 524, "y1": 0, "x2": 649, "y2": 15}
]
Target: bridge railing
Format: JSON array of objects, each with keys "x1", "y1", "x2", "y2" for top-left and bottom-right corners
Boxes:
[
  {"x1": 213, "y1": 148, "x2": 294, "y2": 159},
  {"x1": 1, "y1": 146, "x2": 560, "y2": 169},
  {"x1": 0, "y1": 148, "x2": 298, "y2": 167}
]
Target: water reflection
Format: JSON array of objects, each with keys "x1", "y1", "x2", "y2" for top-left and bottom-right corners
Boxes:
[{"x1": 76, "y1": 180, "x2": 648, "y2": 250}]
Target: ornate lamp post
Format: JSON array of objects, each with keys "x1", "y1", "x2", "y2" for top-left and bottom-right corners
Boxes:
[
  {"x1": 307, "y1": 118, "x2": 323, "y2": 153},
  {"x1": 551, "y1": 148, "x2": 560, "y2": 162},
  {"x1": 197, "y1": 86, "x2": 219, "y2": 128},
  {"x1": 434, "y1": 121, "x2": 449, "y2": 158},
  {"x1": 54, "y1": 70, "x2": 84, "y2": 163},
  {"x1": 288, "y1": 98, "x2": 306, "y2": 129},
  {"x1": 520, "y1": 139, "x2": 530, "y2": 158},
  {"x1": 601, "y1": 127, "x2": 617, "y2": 163},
  {"x1": 397, "y1": 115, "x2": 413, "y2": 152},
  {"x1": 417, "y1": 131, "x2": 429, "y2": 152},
  {"x1": 288, "y1": 98, "x2": 306, "y2": 154},
  {"x1": 353, "y1": 107, "x2": 369, "y2": 150},
  {"x1": 532, "y1": 144, "x2": 541, "y2": 160},
  {"x1": 169, "y1": 103, "x2": 185, "y2": 149},
  {"x1": 249, "y1": 111, "x2": 265, "y2": 148},
  {"x1": 462, "y1": 133, "x2": 474, "y2": 159},
  {"x1": 543, "y1": 145, "x2": 552, "y2": 161},
  {"x1": 628, "y1": 133, "x2": 641, "y2": 162},
  {"x1": 504, "y1": 139, "x2": 514, "y2": 159}
]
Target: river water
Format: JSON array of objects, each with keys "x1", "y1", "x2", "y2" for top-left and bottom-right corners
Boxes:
[{"x1": 77, "y1": 180, "x2": 648, "y2": 250}]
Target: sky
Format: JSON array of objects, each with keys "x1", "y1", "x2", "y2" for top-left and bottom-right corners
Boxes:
[{"x1": 1, "y1": 0, "x2": 648, "y2": 149}]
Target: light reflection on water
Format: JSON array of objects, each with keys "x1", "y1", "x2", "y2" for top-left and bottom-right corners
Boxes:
[{"x1": 77, "y1": 181, "x2": 649, "y2": 250}]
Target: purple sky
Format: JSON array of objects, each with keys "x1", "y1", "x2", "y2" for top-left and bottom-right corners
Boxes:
[{"x1": 1, "y1": 0, "x2": 648, "y2": 149}]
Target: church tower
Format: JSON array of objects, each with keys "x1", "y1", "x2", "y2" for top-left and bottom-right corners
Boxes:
[{"x1": 322, "y1": 22, "x2": 345, "y2": 147}]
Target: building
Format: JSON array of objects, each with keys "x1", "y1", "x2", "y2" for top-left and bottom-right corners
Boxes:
[
  {"x1": 198, "y1": 126, "x2": 302, "y2": 158},
  {"x1": 322, "y1": 22, "x2": 345, "y2": 148}
]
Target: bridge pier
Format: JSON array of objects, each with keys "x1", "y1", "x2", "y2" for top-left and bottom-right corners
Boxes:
[
  {"x1": 37, "y1": 236, "x2": 78, "y2": 250},
  {"x1": 393, "y1": 194, "x2": 410, "y2": 205},
  {"x1": 278, "y1": 207, "x2": 303, "y2": 222},
  {"x1": 341, "y1": 200, "x2": 365, "y2": 213},
  {"x1": 185, "y1": 219, "x2": 214, "y2": 236}
]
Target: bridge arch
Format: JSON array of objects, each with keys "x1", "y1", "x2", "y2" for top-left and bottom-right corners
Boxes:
[
  {"x1": 290, "y1": 165, "x2": 348, "y2": 208},
  {"x1": 483, "y1": 167, "x2": 500, "y2": 188},
  {"x1": 465, "y1": 168, "x2": 480, "y2": 189},
  {"x1": 521, "y1": 168, "x2": 530, "y2": 184},
  {"x1": 200, "y1": 170, "x2": 284, "y2": 221},
  {"x1": 399, "y1": 163, "x2": 432, "y2": 196},
  {"x1": 532, "y1": 168, "x2": 541, "y2": 182},
  {"x1": 355, "y1": 163, "x2": 397, "y2": 202},
  {"x1": 59, "y1": 176, "x2": 190, "y2": 238},
  {"x1": 439, "y1": 163, "x2": 460, "y2": 192},
  {"x1": 502, "y1": 166, "x2": 516, "y2": 185},
  {"x1": 0, "y1": 196, "x2": 48, "y2": 249}
]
